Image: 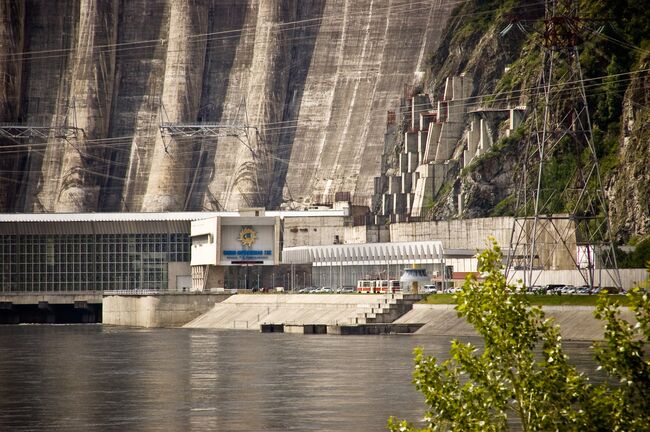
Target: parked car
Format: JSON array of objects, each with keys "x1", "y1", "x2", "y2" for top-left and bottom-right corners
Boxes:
[
  {"x1": 298, "y1": 287, "x2": 316, "y2": 293},
  {"x1": 544, "y1": 284, "x2": 564, "y2": 295},
  {"x1": 316, "y1": 287, "x2": 333, "y2": 293},
  {"x1": 421, "y1": 284, "x2": 437, "y2": 294},
  {"x1": 562, "y1": 285, "x2": 577, "y2": 294}
]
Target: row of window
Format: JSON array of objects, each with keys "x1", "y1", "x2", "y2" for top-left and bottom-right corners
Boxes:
[
  {"x1": 4, "y1": 244, "x2": 180, "y2": 254},
  {"x1": 1, "y1": 235, "x2": 188, "y2": 258},
  {"x1": 0, "y1": 234, "x2": 189, "y2": 292},
  {"x1": 1, "y1": 234, "x2": 187, "y2": 242}
]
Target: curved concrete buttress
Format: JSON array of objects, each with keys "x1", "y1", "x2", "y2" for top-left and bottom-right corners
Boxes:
[
  {"x1": 205, "y1": 0, "x2": 296, "y2": 211},
  {"x1": 21, "y1": 0, "x2": 80, "y2": 212},
  {"x1": 0, "y1": 0, "x2": 24, "y2": 121},
  {"x1": 140, "y1": 0, "x2": 209, "y2": 212},
  {"x1": 267, "y1": 0, "x2": 327, "y2": 208},
  {"x1": 100, "y1": 0, "x2": 170, "y2": 212},
  {"x1": 0, "y1": 0, "x2": 25, "y2": 209},
  {"x1": 201, "y1": 1, "x2": 259, "y2": 211},
  {"x1": 183, "y1": 0, "x2": 249, "y2": 211},
  {"x1": 53, "y1": 0, "x2": 119, "y2": 212}
]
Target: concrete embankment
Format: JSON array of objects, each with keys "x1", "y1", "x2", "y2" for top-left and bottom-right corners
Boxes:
[
  {"x1": 396, "y1": 304, "x2": 638, "y2": 341},
  {"x1": 103, "y1": 293, "x2": 231, "y2": 328},
  {"x1": 184, "y1": 294, "x2": 399, "y2": 331},
  {"x1": 105, "y1": 293, "x2": 638, "y2": 340}
]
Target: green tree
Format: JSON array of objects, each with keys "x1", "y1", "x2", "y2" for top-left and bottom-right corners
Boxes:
[
  {"x1": 588, "y1": 281, "x2": 650, "y2": 431},
  {"x1": 389, "y1": 241, "x2": 650, "y2": 431}
]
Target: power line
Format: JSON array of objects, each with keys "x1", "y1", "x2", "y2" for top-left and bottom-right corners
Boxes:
[
  {"x1": 1, "y1": 0, "x2": 644, "y2": 214},
  {"x1": 2, "y1": 0, "x2": 549, "y2": 64}
]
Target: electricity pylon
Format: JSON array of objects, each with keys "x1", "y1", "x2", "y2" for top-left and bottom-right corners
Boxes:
[{"x1": 506, "y1": 0, "x2": 621, "y2": 289}]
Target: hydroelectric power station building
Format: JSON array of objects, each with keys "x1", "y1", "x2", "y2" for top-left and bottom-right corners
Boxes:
[
  {"x1": 1, "y1": 209, "x2": 645, "y2": 324},
  {"x1": 1, "y1": 207, "x2": 472, "y2": 294},
  {"x1": 0, "y1": 208, "x2": 348, "y2": 294},
  {"x1": 0, "y1": 206, "x2": 468, "y2": 324}
]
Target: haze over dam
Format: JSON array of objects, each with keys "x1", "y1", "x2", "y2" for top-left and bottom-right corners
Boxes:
[{"x1": 0, "y1": 0, "x2": 453, "y2": 212}]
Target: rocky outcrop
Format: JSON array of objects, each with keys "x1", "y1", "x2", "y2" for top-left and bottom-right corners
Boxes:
[
  {"x1": 608, "y1": 61, "x2": 650, "y2": 241},
  {"x1": 407, "y1": 0, "x2": 649, "y2": 244},
  {"x1": 458, "y1": 147, "x2": 518, "y2": 218}
]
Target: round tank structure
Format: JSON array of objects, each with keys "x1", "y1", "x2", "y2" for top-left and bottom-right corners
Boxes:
[{"x1": 399, "y1": 268, "x2": 430, "y2": 294}]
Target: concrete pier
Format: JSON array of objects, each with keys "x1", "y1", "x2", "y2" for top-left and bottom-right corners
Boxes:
[{"x1": 260, "y1": 322, "x2": 424, "y2": 335}]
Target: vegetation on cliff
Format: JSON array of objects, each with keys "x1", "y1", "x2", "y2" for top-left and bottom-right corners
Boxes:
[{"x1": 418, "y1": 0, "x2": 650, "y2": 246}]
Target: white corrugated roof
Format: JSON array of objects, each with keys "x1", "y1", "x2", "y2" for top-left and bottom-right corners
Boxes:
[
  {"x1": 0, "y1": 210, "x2": 349, "y2": 223},
  {"x1": 283, "y1": 241, "x2": 446, "y2": 265},
  {"x1": 0, "y1": 212, "x2": 227, "y2": 223}
]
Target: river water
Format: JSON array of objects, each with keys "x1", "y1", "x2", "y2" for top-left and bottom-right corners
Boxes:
[{"x1": 0, "y1": 326, "x2": 598, "y2": 431}]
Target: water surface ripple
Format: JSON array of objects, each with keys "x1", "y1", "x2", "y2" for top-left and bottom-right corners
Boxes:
[{"x1": 0, "y1": 326, "x2": 596, "y2": 431}]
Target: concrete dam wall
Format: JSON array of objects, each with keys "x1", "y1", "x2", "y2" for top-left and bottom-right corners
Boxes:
[{"x1": 1, "y1": 0, "x2": 453, "y2": 212}]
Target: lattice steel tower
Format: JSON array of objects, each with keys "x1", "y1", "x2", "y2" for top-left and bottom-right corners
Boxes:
[{"x1": 506, "y1": 0, "x2": 621, "y2": 289}]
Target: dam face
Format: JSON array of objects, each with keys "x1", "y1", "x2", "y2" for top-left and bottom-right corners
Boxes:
[{"x1": 1, "y1": 0, "x2": 453, "y2": 212}]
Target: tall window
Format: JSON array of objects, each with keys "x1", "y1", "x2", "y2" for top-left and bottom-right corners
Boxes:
[{"x1": 0, "y1": 233, "x2": 190, "y2": 292}]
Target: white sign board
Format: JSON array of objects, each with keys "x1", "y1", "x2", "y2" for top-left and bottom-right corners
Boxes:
[{"x1": 220, "y1": 224, "x2": 275, "y2": 265}]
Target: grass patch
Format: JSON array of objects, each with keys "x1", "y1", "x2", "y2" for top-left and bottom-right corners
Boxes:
[
  {"x1": 421, "y1": 294, "x2": 456, "y2": 304},
  {"x1": 421, "y1": 294, "x2": 631, "y2": 306},
  {"x1": 524, "y1": 295, "x2": 631, "y2": 306}
]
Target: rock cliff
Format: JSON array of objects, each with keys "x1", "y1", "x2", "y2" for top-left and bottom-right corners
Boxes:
[{"x1": 608, "y1": 60, "x2": 650, "y2": 241}]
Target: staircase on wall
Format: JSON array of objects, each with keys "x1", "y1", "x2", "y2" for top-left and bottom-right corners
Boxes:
[{"x1": 353, "y1": 293, "x2": 422, "y2": 324}]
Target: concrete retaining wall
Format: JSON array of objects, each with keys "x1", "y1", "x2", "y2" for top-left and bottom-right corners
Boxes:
[
  {"x1": 104, "y1": 292, "x2": 641, "y2": 339},
  {"x1": 103, "y1": 293, "x2": 231, "y2": 328},
  {"x1": 396, "y1": 304, "x2": 638, "y2": 341},
  {"x1": 389, "y1": 217, "x2": 513, "y2": 250}
]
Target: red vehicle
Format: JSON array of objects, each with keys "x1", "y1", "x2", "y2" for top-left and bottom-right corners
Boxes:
[{"x1": 356, "y1": 279, "x2": 401, "y2": 294}]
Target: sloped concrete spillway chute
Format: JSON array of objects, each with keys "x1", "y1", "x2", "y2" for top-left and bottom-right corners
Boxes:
[
  {"x1": 277, "y1": 0, "x2": 453, "y2": 209},
  {"x1": 1, "y1": 0, "x2": 453, "y2": 213}
]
